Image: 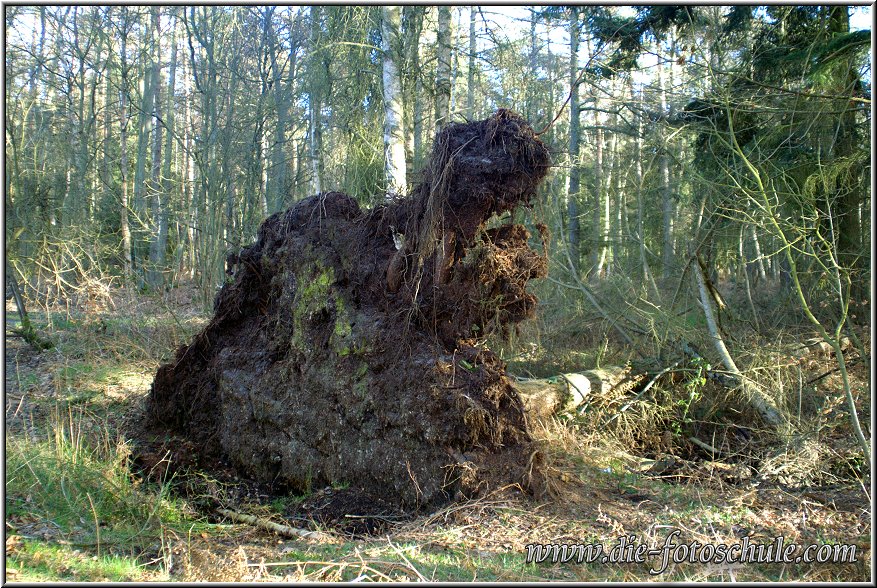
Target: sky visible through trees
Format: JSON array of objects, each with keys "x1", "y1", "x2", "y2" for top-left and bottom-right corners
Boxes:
[{"x1": 5, "y1": 4, "x2": 871, "y2": 322}]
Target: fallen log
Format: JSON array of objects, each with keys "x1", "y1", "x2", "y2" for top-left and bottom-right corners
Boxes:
[
  {"x1": 217, "y1": 509, "x2": 330, "y2": 541},
  {"x1": 512, "y1": 365, "x2": 647, "y2": 418}
]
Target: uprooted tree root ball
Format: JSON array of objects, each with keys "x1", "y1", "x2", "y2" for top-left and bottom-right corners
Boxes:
[{"x1": 144, "y1": 110, "x2": 552, "y2": 510}]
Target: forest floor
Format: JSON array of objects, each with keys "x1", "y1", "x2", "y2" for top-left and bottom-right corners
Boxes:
[{"x1": 4, "y1": 284, "x2": 872, "y2": 582}]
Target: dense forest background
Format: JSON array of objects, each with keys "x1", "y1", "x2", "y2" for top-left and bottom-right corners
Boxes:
[
  {"x1": 5, "y1": 1, "x2": 871, "y2": 446},
  {"x1": 6, "y1": 4, "x2": 872, "y2": 433},
  {"x1": 6, "y1": 5, "x2": 869, "y2": 303},
  {"x1": 3, "y1": 5, "x2": 872, "y2": 582}
]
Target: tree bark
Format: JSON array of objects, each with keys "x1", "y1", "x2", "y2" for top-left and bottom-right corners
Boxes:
[
  {"x1": 158, "y1": 9, "x2": 177, "y2": 281},
  {"x1": 381, "y1": 6, "x2": 407, "y2": 196},
  {"x1": 147, "y1": 7, "x2": 165, "y2": 288},
  {"x1": 402, "y1": 7, "x2": 425, "y2": 172},
  {"x1": 593, "y1": 122, "x2": 607, "y2": 276},
  {"x1": 692, "y1": 253, "x2": 783, "y2": 426},
  {"x1": 118, "y1": 7, "x2": 132, "y2": 276},
  {"x1": 828, "y1": 5, "x2": 865, "y2": 301},
  {"x1": 135, "y1": 9, "x2": 159, "y2": 260},
  {"x1": 658, "y1": 35, "x2": 674, "y2": 281},
  {"x1": 267, "y1": 7, "x2": 292, "y2": 212},
  {"x1": 632, "y1": 81, "x2": 656, "y2": 293},
  {"x1": 466, "y1": 7, "x2": 476, "y2": 120},
  {"x1": 567, "y1": 7, "x2": 581, "y2": 263},
  {"x1": 434, "y1": 6, "x2": 452, "y2": 129},
  {"x1": 308, "y1": 5, "x2": 324, "y2": 194},
  {"x1": 512, "y1": 367, "x2": 643, "y2": 420}
]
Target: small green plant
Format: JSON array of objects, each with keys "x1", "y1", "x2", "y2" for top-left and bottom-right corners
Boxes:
[
  {"x1": 672, "y1": 357, "x2": 710, "y2": 436},
  {"x1": 595, "y1": 336, "x2": 609, "y2": 369}
]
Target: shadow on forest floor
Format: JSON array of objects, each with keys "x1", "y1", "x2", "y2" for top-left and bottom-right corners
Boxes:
[{"x1": 4, "y1": 285, "x2": 871, "y2": 582}]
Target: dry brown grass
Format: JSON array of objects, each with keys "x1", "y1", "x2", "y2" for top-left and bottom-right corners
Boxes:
[{"x1": 5, "y1": 281, "x2": 872, "y2": 582}]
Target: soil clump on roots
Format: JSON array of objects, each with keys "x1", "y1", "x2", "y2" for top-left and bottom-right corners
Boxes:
[{"x1": 142, "y1": 110, "x2": 552, "y2": 514}]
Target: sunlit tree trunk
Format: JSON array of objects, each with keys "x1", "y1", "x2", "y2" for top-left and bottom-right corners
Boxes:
[
  {"x1": 381, "y1": 5, "x2": 406, "y2": 196},
  {"x1": 412, "y1": 16, "x2": 424, "y2": 169},
  {"x1": 567, "y1": 7, "x2": 581, "y2": 262},
  {"x1": 466, "y1": 7, "x2": 476, "y2": 120},
  {"x1": 658, "y1": 34, "x2": 674, "y2": 281},
  {"x1": 267, "y1": 7, "x2": 292, "y2": 212},
  {"x1": 524, "y1": 9, "x2": 539, "y2": 121},
  {"x1": 151, "y1": 8, "x2": 177, "y2": 288},
  {"x1": 749, "y1": 224, "x2": 766, "y2": 283},
  {"x1": 308, "y1": 5, "x2": 324, "y2": 194},
  {"x1": 448, "y1": 7, "x2": 462, "y2": 118},
  {"x1": 434, "y1": 6, "x2": 452, "y2": 129},
  {"x1": 118, "y1": 7, "x2": 132, "y2": 276},
  {"x1": 401, "y1": 7, "x2": 425, "y2": 172},
  {"x1": 146, "y1": 7, "x2": 164, "y2": 287},
  {"x1": 593, "y1": 121, "x2": 606, "y2": 276},
  {"x1": 632, "y1": 80, "x2": 657, "y2": 293},
  {"x1": 134, "y1": 9, "x2": 159, "y2": 272},
  {"x1": 606, "y1": 118, "x2": 620, "y2": 276}
]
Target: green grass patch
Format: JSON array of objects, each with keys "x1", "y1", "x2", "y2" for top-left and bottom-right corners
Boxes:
[
  {"x1": 5, "y1": 406, "x2": 212, "y2": 581},
  {"x1": 6, "y1": 538, "x2": 160, "y2": 582}
]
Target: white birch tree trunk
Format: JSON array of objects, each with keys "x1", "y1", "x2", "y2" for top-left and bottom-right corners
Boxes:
[
  {"x1": 693, "y1": 254, "x2": 782, "y2": 426},
  {"x1": 381, "y1": 6, "x2": 406, "y2": 196}
]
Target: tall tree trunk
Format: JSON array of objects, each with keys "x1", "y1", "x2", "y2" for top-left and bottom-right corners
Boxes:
[
  {"x1": 607, "y1": 118, "x2": 620, "y2": 276},
  {"x1": 153, "y1": 8, "x2": 177, "y2": 287},
  {"x1": 412, "y1": 17, "x2": 424, "y2": 170},
  {"x1": 828, "y1": 6, "x2": 865, "y2": 300},
  {"x1": 134, "y1": 10, "x2": 159, "y2": 268},
  {"x1": 68, "y1": 7, "x2": 88, "y2": 227},
  {"x1": 593, "y1": 121, "x2": 606, "y2": 276},
  {"x1": 401, "y1": 7, "x2": 425, "y2": 172},
  {"x1": 267, "y1": 7, "x2": 291, "y2": 212},
  {"x1": 434, "y1": 6, "x2": 452, "y2": 129},
  {"x1": 185, "y1": 82, "x2": 196, "y2": 280},
  {"x1": 308, "y1": 5, "x2": 324, "y2": 194},
  {"x1": 381, "y1": 6, "x2": 406, "y2": 196},
  {"x1": 118, "y1": 7, "x2": 132, "y2": 276},
  {"x1": 448, "y1": 7, "x2": 461, "y2": 117},
  {"x1": 749, "y1": 223, "x2": 766, "y2": 283},
  {"x1": 658, "y1": 36, "x2": 674, "y2": 281},
  {"x1": 147, "y1": 7, "x2": 165, "y2": 288},
  {"x1": 633, "y1": 80, "x2": 657, "y2": 295},
  {"x1": 466, "y1": 7, "x2": 476, "y2": 120},
  {"x1": 567, "y1": 7, "x2": 581, "y2": 263},
  {"x1": 102, "y1": 26, "x2": 113, "y2": 219},
  {"x1": 524, "y1": 9, "x2": 538, "y2": 121},
  {"x1": 739, "y1": 224, "x2": 760, "y2": 328}
]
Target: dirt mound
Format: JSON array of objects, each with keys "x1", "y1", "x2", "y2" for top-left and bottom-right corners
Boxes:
[
  {"x1": 145, "y1": 109, "x2": 552, "y2": 509},
  {"x1": 288, "y1": 487, "x2": 405, "y2": 536}
]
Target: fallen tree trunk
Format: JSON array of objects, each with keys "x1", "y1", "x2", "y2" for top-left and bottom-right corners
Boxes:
[
  {"x1": 217, "y1": 509, "x2": 330, "y2": 541},
  {"x1": 512, "y1": 365, "x2": 647, "y2": 419},
  {"x1": 692, "y1": 253, "x2": 783, "y2": 427}
]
